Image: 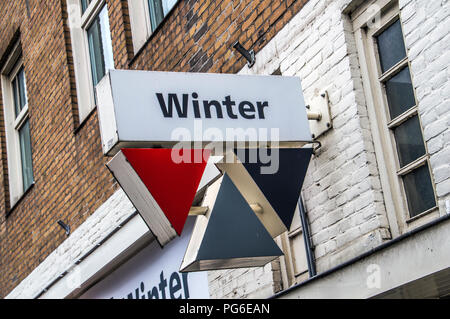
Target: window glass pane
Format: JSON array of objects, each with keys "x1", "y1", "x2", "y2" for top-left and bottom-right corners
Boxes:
[
  {"x1": 19, "y1": 120, "x2": 34, "y2": 191},
  {"x1": 402, "y1": 163, "x2": 436, "y2": 218},
  {"x1": 87, "y1": 17, "x2": 104, "y2": 87},
  {"x1": 376, "y1": 19, "x2": 407, "y2": 73},
  {"x1": 393, "y1": 115, "x2": 426, "y2": 167},
  {"x1": 148, "y1": 0, "x2": 164, "y2": 31},
  {"x1": 12, "y1": 68, "x2": 28, "y2": 118},
  {"x1": 385, "y1": 66, "x2": 416, "y2": 119},
  {"x1": 148, "y1": 0, "x2": 177, "y2": 31},
  {"x1": 18, "y1": 68, "x2": 28, "y2": 109},
  {"x1": 87, "y1": 5, "x2": 114, "y2": 90},
  {"x1": 81, "y1": 0, "x2": 92, "y2": 14},
  {"x1": 12, "y1": 77, "x2": 21, "y2": 118}
]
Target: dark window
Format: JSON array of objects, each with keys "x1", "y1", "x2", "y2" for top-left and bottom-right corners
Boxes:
[
  {"x1": 393, "y1": 116, "x2": 426, "y2": 167},
  {"x1": 402, "y1": 163, "x2": 436, "y2": 218},
  {"x1": 385, "y1": 66, "x2": 416, "y2": 119},
  {"x1": 376, "y1": 19, "x2": 407, "y2": 73},
  {"x1": 376, "y1": 18, "x2": 436, "y2": 218}
]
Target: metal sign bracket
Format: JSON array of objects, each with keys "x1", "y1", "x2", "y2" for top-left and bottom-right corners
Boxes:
[{"x1": 306, "y1": 90, "x2": 332, "y2": 139}]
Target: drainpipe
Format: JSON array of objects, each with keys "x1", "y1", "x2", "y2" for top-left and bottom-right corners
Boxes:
[{"x1": 298, "y1": 195, "x2": 316, "y2": 277}]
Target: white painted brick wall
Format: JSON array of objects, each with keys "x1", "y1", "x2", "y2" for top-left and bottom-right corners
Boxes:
[
  {"x1": 400, "y1": 0, "x2": 450, "y2": 213},
  {"x1": 209, "y1": 0, "x2": 449, "y2": 298},
  {"x1": 208, "y1": 261, "x2": 281, "y2": 299}
]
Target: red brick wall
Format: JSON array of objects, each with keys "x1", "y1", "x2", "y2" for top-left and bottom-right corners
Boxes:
[
  {"x1": 0, "y1": 0, "x2": 309, "y2": 298},
  {"x1": 0, "y1": 0, "x2": 118, "y2": 297}
]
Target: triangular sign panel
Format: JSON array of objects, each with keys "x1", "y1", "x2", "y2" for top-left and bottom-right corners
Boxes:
[
  {"x1": 235, "y1": 148, "x2": 313, "y2": 229},
  {"x1": 216, "y1": 148, "x2": 313, "y2": 238},
  {"x1": 180, "y1": 174, "x2": 283, "y2": 272},
  {"x1": 107, "y1": 149, "x2": 210, "y2": 246},
  {"x1": 122, "y1": 148, "x2": 210, "y2": 235}
]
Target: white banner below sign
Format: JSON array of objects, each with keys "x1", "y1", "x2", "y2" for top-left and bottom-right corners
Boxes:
[
  {"x1": 96, "y1": 70, "x2": 311, "y2": 156},
  {"x1": 80, "y1": 217, "x2": 209, "y2": 299}
]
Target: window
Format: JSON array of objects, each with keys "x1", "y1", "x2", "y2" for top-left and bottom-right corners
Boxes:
[
  {"x1": 277, "y1": 205, "x2": 310, "y2": 288},
  {"x1": 148, "y1": 0, "x2": 177, "y2": 31},
  {"x1": 67, "y1": 0, "x2": 114, "y2": 122},
  {"x1": 86, "y1": 5, "x2": 114, "y2": 90},
  {"x1": 128, "y1": 0, "x2": 178, "y2": 53},
  {"x1": 81, "y1": 0, "x2": 92, "y2": 13},
  {"x1": 374, "y1": 19, "x2": 435, "y2": 218},
  {"x1": 1, "y1": 44, "x2": 34, "y2": 208},
  {"x1": 352, "y1": 1, "x2": 437, "y2": 233}
]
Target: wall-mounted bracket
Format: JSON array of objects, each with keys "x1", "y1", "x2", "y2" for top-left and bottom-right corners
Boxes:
[
  {"x1": 57, "y1": 220, "x2": 71, "y2": 236},
  {"x1": 189, "y1": 206, "x2": 209, "y2": 216},
  {"x1": 189, "y1": 204, "x2": 263, "y2": 216},
  {"x1": 233, "y1": 41, "x2": 256, "y2": 68},
  {"x1": 306, "y1": 90, "x2": 332, "y2": 139}
]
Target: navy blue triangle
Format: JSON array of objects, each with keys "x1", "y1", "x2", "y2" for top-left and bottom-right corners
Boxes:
[
  {"x1": 234, "y1": 148, "x2": 313, "y2": 230},
  {"x1": 197, "y1": 174, "x2": 283, "y2": 261}
]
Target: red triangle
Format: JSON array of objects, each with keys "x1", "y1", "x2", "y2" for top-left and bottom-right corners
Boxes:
[{"x1": 121, "y1": 148, "x2": 210, "y2": 236}]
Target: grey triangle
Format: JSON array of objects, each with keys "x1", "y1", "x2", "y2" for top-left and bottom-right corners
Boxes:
[{"x1": 197, "y1": 174, "x2": 283, "y2": 261}]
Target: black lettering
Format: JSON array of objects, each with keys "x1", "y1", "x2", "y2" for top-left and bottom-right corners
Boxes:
[
  {"x1": 222, "y1": 95, "x2": 238, "y2": 119},
  {"x1": 140, "y1": 282, "x2": 146, "y2": 299},
  {"x1": 156, "y1": 93, "x2": 189, "y2": 118},
  {"x1": 192, "y1": 93, "x2": 201, "y2": 118},
  {"x1": 203, "y1": 100, "x2": 223, "y2": 118},
  {"x1": 157, "y1": 93, "x2": 267, "y2": 120},
  {"x1": 135, "y1": 287, "x2": 140, "y2": 299},
  {"x1": 257, "y1": 101, "x2": 269, "y2": 119},
  {"x1": 239, "y1": 101, "x2": 256, "y2": 119},
  {"x1": 147, "y1": 286, "x2": 159, "y2": 299},
  {"x1": 169, "y1": 272, "x2": 182, "y2": 299},
  {"x1": 182, "y1": 272, "x2": 190, "y2": 299},
  {"x1": 159, "y1": 271, "x2": 168, "y2": 299}
]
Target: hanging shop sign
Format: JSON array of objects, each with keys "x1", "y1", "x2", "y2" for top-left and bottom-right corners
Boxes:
[
  {"x1": 96, "y1": 70, "x2": 314, "y2": 272},
  {"x1": 96, "y1": 70, "x2": 311, "y2": 156}
]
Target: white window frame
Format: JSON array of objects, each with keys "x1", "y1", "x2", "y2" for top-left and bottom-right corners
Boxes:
[
  {"x1": 128, "y1": 0, "x2": 152, "y2": 53},
  {"x1": 1, "y1": 43, "x2": 34, "y2": 207},
  {"x1": 127, "y1": 0, "x2": 178, "y2": 54},
  {"x1": 276, "y1": 205, "x2": 310, "y2": 288},
  {"x1": 67, "y1": 0, "x2": 114, "y2": 123},
  {"x1": 352, "y1": 0, "x2": 438, "y2": 236}
]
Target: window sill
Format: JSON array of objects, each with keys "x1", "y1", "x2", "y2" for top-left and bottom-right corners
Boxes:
[
  {"x1": 6, "y1": 182, "x2": 35, "y2": 218},
  {"x1": 406, "y1": 206, "x2": 439, "y2": 224}
]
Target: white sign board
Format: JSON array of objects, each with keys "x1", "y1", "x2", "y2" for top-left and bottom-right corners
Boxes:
[
  {"x1": 80, "y1": 217, "x2": 209, "y2": 299},
  {"x1": 97, "y1": 70, "x2": 311, "y2": 156}
]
